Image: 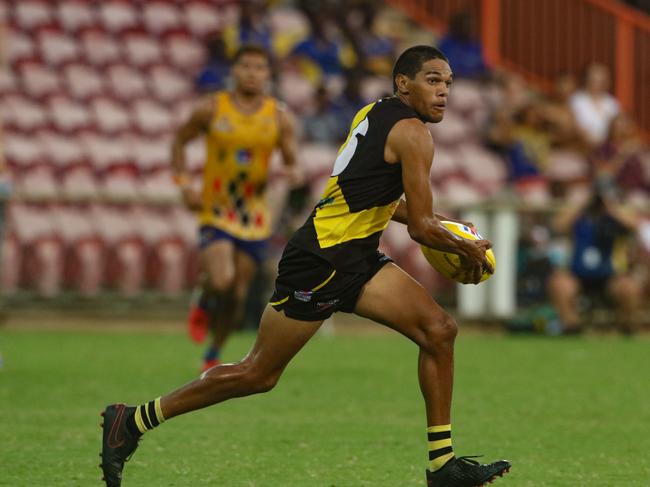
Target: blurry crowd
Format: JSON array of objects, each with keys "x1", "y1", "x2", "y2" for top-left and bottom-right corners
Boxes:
[{"x1": 0, "y1": 0, "x2": 648, "y2": 332}]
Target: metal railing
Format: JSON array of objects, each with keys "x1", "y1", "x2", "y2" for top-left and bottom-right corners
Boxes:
[{"x1": 389, "y1": 0, "x2": 650, "y2": 138}]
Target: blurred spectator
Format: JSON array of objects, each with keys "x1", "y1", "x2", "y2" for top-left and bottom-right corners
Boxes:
[
  {"x1": 331, "y1": 70, "x2": 367, "y2": 125},
  {"x1": 509, "y1": 103, "x2": 551, "y2": 181},
  {"x1": 302, "y1": 85, "x2": 347, "y2": 144},
  {"x1": 340, "y1": 3, "x2": 394, "y2": 76},
  {"x1": 223, "y1": 1, "x2": 273, "y2": 56},
  {"x1": 290, "y1": 9, "x2": 344, "y2": 82},
  {"x1": 195, "y1": 36, "x2": 230, "y2": 93},
  {"x1": 541, "y1": 73, "x2": 588, "y2": 152},
  {"x1": 570, "y1": 64, "x2": 620, "y2": 147},
  {"x1": 437, "y1": 11, "x2": 488, "y2": 79},
  {"x1": 485, "y1": 72, "x2": 532, "y2": 152},
  {"x1": 591, "y1": 114, "x2": 650, "y2": 198},
  {"x1": 547, "y1": 187, "x2": 642, "y2": 335}
]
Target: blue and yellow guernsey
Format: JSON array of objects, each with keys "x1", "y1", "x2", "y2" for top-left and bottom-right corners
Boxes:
[
  {"x1": 200, "y1": 91, "x2": 280, "y2": 240},
  {"x1": 290, "y1": 97, "x2": 419, "y2": 271}
]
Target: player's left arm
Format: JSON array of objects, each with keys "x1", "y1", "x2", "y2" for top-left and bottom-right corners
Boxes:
[
  {"x1": 277, "y1": 104, "x2": 302, "y2": 185},
  {"x1": 392, "y1": 199, "x2": 473, "y2": 229}
]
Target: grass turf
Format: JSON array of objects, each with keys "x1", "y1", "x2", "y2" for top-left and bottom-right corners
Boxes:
[{"x1": 0, "y1": 326, "x2": 649, "y2": 486}]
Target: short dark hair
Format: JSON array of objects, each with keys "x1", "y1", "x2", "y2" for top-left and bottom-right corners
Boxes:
[
  {"x1": 232, "y1": 44, "x2": 271, "y2": 65},
  {"x1": 392, "y1": 45, "x2": 449, "y2": 93}
]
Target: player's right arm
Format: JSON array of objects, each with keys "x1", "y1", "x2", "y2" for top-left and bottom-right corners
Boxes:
[
  {"x1": 170, "y1": 97, "x2": 213, "y2": 210},
  {"x1": 386, "y1": 118, "x2": 492, "y2": 284}
]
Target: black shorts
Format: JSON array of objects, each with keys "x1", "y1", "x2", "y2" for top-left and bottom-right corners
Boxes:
[{"x1": 269, "y1": 244, "x2": 393, "y2": 321}]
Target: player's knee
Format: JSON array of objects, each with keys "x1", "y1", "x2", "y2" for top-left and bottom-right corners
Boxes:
[
  {"x1": 245, "y1": 368, "x2": 280, "y2": 394},
  {"x1": 207, "y1": 272, "x2": 235, "y2": 294},
  {"x1": 419, "y1": 309, "x2": 458, "y2": 352}
]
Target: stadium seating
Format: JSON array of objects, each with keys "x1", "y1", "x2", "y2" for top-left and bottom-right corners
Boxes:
[{"x1": 0, "y1": 1, "x2": 511, "y2": 297}]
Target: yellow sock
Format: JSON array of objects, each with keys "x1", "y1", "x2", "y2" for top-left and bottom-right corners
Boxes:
[
  {"x1": 133, "y1": 397, "x2": 166, "y2": 434},
  {"x1": 427, "y1": 424, "x2": 454, "y2": 472}
]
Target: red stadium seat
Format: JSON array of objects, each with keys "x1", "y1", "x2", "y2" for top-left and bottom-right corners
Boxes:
[
  {"x1": 278, "y1": 72, "x2": 315, "y2": 114},
  {"x1": 63, "y1": 63, "x2": 105, "y2": 100},
  {"x1": 91, "y1": 204, "x2": 146, "y2": 296},
  {"x1": 428, "y1": 111, "x2": 473, "y2": 146},
  {"x1": 18, "y1": 60, "x2": 61, "y2": 98},
  {"x1": 39, "y1": 131, "x2": 87, "y2": 171},
  {"x1": 148, "y1": 65, "x2": 192, "y2": 103},
  {"x1": 14, "y1": 1, "x2": 53, "y2": 30},
  {"x1": 123, "y1": 30, "x2": 164, "y2": 68},
  {"x1": 140, "y1": 168, "x2": 178, "y2": 202},
  {"x1": 268, "y1": 6, "x2": 310, "y2": 41},
  {"x1": 184, "y1": 1, "x2": 223, "y2": 37},
  {"x1": 80, "y1": 133, "x2": 133, "y2": 172},
  {"x1": 37, "y1": 26, "x2": 79, "y2": 66},
  {"x1": 99, "y1": 1, "x2": 139, "y2": 33},
  {"x1": 133, "y1": 206, "x2": 187, "y2": 296},
  {"x1": 447, "y1": 80, "x2": 485, "y2": 116},
  {"x1": 360, "y1": 76, "x2": 392, "y2": 103},
  {"x1": 61, "y1": 166, "x2": 100, "y2": 200},
  {"x1": 80, "y1": 28, "x2": 122, "y2": 66},
  {"x1": 3, "y1": 95, "x2": 48, "y2": 132},
  {"x1": 132, "y1": 99, "x2": 174, "y2": 135},
  {"x1": 164, "y1": 31, "x2": 205, "y2": 70},
  {"x1": 296, "y1": 144, "x2": 338, "y2": 180},
  {"x1": 106, "y1": 64, "x2": 147, "y2": 101},
  {"x1": 3, "y1": 133, "x2": 45, "y2": 171},
  {"x1": 132, "y1": 137, "x2": 169, "y2": 172},
  {"x1": 438, "y1": 176, "x2": 485, "y2": 206},
  {"x1": 547, "y1": 150, "x2": 590, "y2": 182},
  {"x1": 16, "y1": 165, "x2": 60, "y2": 200},
  {"x1": 142, "y1": 1, "x2": 181, "y2": 35},
  {"x1": 58, "y1": 0, "x2": 96, "y2": 32},
  {"x1": 90, "y1": 97, "x2": 132, "y2": 134},
  {"x1": 0, "y1": 66, "x2": 18, "y2": 95},
  {"x1": 10, "y1": 204, "x2": 65, "y2": 296},
  {"x1": 456, "y1": 144, "x2": 507, "y2": 191},
  {"x1": 1, "y1": 231, "x2": 22, "y2": 295},
  {"x1": 53, "y1": 205, "x2": 106, "y2": 296},
  {"x1": 6, "y1": 29, "x2": 36, "y2": 64},
  {"x1": 48, "y1": 95, "x2": 92, "y2": 133},
  {"x1": 101, "y1": 168, "x2": 141, "y2": 202},
  {"x1": 429, "y1": 146, "x2": 461, "y2": 181}
]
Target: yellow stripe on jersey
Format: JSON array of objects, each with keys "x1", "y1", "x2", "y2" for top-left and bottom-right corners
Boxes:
[{"x1": 313, "y1": 177, "x2": 399, "y2": 249}]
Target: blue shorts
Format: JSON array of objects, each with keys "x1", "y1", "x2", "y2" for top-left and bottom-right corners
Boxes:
[{"x1": 198, "y1": 226, "x2": 268, "y2": 264}]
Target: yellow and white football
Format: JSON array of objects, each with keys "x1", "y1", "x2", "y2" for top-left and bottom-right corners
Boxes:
[{"x1": 420, "y1": 221, "x2": 496, "y2": 283}]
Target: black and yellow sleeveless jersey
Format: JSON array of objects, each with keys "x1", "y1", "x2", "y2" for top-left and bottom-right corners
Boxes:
[{"x1": 290, "y1": 97, "x2": 419, "y2": 271}]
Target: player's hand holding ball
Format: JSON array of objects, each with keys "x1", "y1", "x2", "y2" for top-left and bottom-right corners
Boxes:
[{"x1": 421, "y1": 221, "x2": 496, "y2": 285}]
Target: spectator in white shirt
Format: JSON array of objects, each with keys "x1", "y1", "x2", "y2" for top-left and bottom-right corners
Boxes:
[{"x1": 570, "y1": 64, "x2": 620, "y2": 147}]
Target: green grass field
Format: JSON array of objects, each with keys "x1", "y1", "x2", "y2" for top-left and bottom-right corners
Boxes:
[{"x1": 1, "y1": 325, "x2": 649, "y2": 486}]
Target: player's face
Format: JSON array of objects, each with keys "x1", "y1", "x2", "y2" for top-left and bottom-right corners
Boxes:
[
  {"x1": 407, "y1": 58, "x2": 453, "y2": 123},
  {"x1": 232, "y1": 53, "x2": 271, "y2": 96}
]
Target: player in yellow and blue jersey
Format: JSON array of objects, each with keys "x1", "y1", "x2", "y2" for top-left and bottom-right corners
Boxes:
[{"x1": 170, "y1": 44, "x2": 299, "y2": 371}]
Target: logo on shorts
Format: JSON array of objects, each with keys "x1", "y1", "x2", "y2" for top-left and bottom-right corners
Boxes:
[
  {"x1": 294, "y1": 290, "x2": 313, "y2": 302},
  {"x1": 316, "y1": 299, "x2": 340, "y2": 310}
]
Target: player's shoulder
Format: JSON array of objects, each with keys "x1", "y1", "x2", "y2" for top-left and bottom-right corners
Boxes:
[
  {"x1": 385, "y1": 117, "x2": 433, "y2": 161},
  {"x1": 372, "y1": 96, "x2": 419, "y2": 118},
  {"x1": 390, "y1": 117, "x2": 431, "y2": 141}
]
